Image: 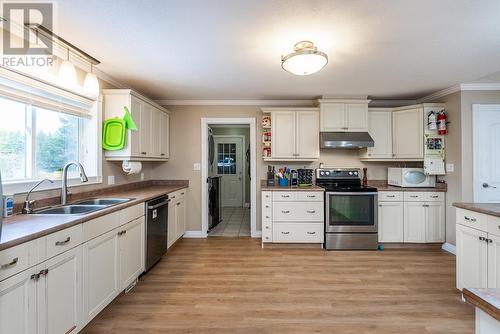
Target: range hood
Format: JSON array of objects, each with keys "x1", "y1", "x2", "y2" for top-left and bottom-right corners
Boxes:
[{"x1": 320, "y1": 132, "x2": 374, "y2": 149}]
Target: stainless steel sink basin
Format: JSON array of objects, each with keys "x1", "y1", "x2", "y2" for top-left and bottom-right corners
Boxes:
[
  {"x1": 74, "y1": 198, "x2": 133, "y2": 206},
  {"x1": 34, "y1": 205, "x2": 107, "y2": 215}
]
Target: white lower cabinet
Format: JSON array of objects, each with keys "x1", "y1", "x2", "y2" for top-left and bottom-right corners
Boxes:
[
  {"x1": 404, "y1": 202, "x2": 426, "y2": 242},
  {"x1": 118, "y1": 217, "x2": 145, "y2": 290},
  {"x1": 378, "y1": 201, "x2": 404, "y2": 242},
  {"x1": 37, "y1": 246, "x2": 83, "y2": 334},
  {"x1": 487, "y1": 233, "x2": 500, "y2": 288},
  {"x1": 82, "y1": 229, "x2": 119, "y2": 324},
  {"x1": 456, "y1": 224, "x2": 488, "y2": 290},
  {"x1": 167, "y1": 190, "x2": 187, "y2": 248},
  {"x1": 0, "y1": 267, "x2": 37, "y2": 334}
]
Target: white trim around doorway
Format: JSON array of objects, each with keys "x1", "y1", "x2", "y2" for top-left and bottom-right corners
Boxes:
[{"x1": 200, "y1": 118, "x2": 258, "y2": 238}]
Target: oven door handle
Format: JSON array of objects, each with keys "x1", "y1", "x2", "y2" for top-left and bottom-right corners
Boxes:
[{"x1": 326, "y1": 192, "x2": 378, "y2": 195}]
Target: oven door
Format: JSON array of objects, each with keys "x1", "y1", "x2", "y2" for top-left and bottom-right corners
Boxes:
[{"x1": 325, "y1": 192, "x2": 378, "y2": 233}]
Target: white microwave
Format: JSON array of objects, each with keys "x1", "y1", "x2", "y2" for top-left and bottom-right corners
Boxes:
[{"x1": 388, "y1": 168, "x2": 436, "y2": 188}]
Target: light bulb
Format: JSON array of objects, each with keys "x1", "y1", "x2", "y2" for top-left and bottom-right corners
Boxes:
[
  {"x1": 84, "y1": 72, "x2": 100, "y2": 97},
  {"x1": 58, "y1": 59, "x2": 77, "y2": 87}
]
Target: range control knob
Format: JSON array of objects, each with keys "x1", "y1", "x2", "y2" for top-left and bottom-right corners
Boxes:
[
  {"x1": 354, "y1": 172, "x2": 358, "y2": 176},
  {"x1": 325, "y1": 171, "x2": 330, "y2": 175},
  {"x1": 349, "y1": 172, "x2": 353, "y2": 175},
  {"x1": 320, "y1": 171, "x2": 325, "y2": 176}
]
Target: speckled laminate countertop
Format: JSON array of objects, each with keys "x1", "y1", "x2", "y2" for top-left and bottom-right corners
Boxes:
[
  {"x1": 453, "y1": 203, "x2": 500, "y2": 218},
  {"x1": 463, "y1": 288, "x2": 500, "y2": 321}
]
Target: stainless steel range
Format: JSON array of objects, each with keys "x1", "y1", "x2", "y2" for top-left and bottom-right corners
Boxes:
[{"x1": 316, "y1": 168, "x2": 378, "y2": 250}]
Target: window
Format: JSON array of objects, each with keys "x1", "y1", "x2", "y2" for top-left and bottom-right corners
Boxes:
[
  {"x1": 0, "y1": 95, "x2": 100, "y2": 188},
  {"x1": 216, "y1": 143, "x2": 237, "y2": 174}
]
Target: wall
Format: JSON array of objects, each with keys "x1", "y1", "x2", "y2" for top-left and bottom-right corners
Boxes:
[
  {"x1": 151, "y1": 105, "x2": 421, "y2": 233},
  {"x1": 210, "y1": 126, "x2": 251, "y2": 204}
]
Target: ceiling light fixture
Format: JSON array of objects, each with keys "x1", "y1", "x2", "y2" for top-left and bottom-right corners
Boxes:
[
  {"x1": 84, "y1": 64, "x2": 100, "y2": 97},
  {"x1": 281, "y1": 41, "x2": 328, "y2": 76},
  {"x1": 58, "y1": 48, "x2": 77, "y2": 87}
]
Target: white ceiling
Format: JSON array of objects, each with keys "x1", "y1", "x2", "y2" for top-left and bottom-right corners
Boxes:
[{"x1": 55, "y1": 0, "x2": 500, "y2": 100}]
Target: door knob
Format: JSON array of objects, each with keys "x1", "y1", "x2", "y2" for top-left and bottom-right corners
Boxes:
[{"x1": 483, "y1": 182, "x2": 497, "y2": 189}]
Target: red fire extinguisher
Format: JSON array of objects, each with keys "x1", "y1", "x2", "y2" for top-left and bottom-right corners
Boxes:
[{"x1": 437, "y1": 110, "x2": 447, "y2": 135}]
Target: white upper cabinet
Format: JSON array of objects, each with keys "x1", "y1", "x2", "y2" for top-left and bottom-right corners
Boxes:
[
  {"x1": 265, "y1": 108, "x2": 319, "y2": 160},
  {"x1": 103, "y1": 89, "x2": 170, "y2": 161},
  {"x1": 361, "y1": 109, "x2": 393, "y2": 159},
  {"x1": 319, "y1": 100, "x2": 369, "y2": 132},
  {"x1": 392, "y1": 106, "x2": 423, "y2": 159}
]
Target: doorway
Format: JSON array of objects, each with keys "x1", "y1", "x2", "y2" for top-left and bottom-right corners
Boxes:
[
  {"x1": 201, "y1": 118, "x2": 257, "y2": 238},
  {"x1": 473, "y1": 104, "x2": 500, "y2": 202}
]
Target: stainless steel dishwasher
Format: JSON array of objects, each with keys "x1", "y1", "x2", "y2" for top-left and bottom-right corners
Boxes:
[{"x1": 145, "y1": 195, "x2": 170, "y2": 271}]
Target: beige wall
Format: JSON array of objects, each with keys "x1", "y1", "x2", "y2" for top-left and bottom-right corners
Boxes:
[{"x1": 152, "y1": 105, "x2": 423, "y2": 233}]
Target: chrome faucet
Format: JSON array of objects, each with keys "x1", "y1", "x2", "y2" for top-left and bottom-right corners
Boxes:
[
  {"x1": 61, "y1": 162, "x2": 88, "y2": 205},
  {"x1": 22, "y1": 179, "x2": 54, "y2": 214}
]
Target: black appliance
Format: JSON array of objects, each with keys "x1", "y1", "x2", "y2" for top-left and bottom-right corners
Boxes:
[
  {"x1": 145, "y1": 195, "x2": 170, "y2": 271},
  {"x1": 290, "y1": 170, "x2": 298, "y2": 186},
  {"x1": 316, "y1": 168, "x2": 378, "y2": 250},
  {"x1": 208, "y1": 176, "x2": 222, "y2": 231}
]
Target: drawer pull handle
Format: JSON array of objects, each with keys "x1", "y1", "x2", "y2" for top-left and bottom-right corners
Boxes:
[
  {"x1": 387, "y1": 195, "x2": 395, "y2": 198},
  {"x1": 141, "y1": 151, "x2": 147, "y2": 155},
  {"x1": 281, "y1": 195, "x2": 290, "y2": 198},
  {"x1": 281, "y1": 231, "x2": 290, "y2": 235},
  {"x1": 307, "y1": 195, "x2": 316, "y2": 198},
  {"x1": 266, "y1": 216, "x2": 270, "y2": 219},
  {"x1": 118, "y1": 230, "x2": 127, "y2": 236},
  {"x1": 1, "y1": 257, "x2": 18, "y2": 269},
  {"x1": 39, "y1": 269, "x2": 49, "y2": 277},
  {"x1": 265, "y1": 226, "x2": 269, "y2": 229},
  {"x1": 378, "y1": 204, "x2": 383, "y2": 207},
  {"x1": 281, "y1": 210, "x2": 290, "y2": 214},
  {"x1": 55, "y1": 237, "x2": 71, "y2": 246},
  {"x1": 181, "y1": 192, "x2": 185, "y2": 195},
  {"x1": 431, "y1": 195, "x2": 439, "y2": 198},
  {"x1": 31, "y1": 273, "x2": 40, "y2": 280},
  {"x1": 307, "y1": 231, "x2": 316, "y2": 235},
  {"x1": 265, "y1": 205, "x2": 270, "y2": 208},
  {"x1": 410, "y1": 195, "x2": 418, "y2": 198},
  {"x1": 422, "y1": 204, "x2": 429, "y2": 207},
  {"x1": 464, "y1": 216, "x2": 476, "y2": 222},
  {"x1": 265, "y1": 236, "x2": 270, "y2": 240},
  {"x1": 307, "y1": 210, "x2": 316, "y2": 214},
  {"x1": 487, "y1": 238, "x2": 493, "y2": 243},
  {"x1": 64, "y1": 325, "x2": 77, "y2": 334},
  {"x1": 479, "y1": 236, "x2": 486, "y2": 241}
]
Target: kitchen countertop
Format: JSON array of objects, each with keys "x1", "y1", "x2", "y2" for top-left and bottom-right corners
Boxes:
[
  {"x1": 368, "y1": 181, "x2": 447, "y2": 192},
  {"x1": 0, "y1": 183, "x2": 188, "y2": 251},
  {"x1": 453, "y1": 203, "x2": 500, "y2": 218},
  {"x1": 261, "y1": 182, "x2": 325, "y2": 192},
  {"x1": 463, "y1": 288, "x2": 500, "y2": 321}
]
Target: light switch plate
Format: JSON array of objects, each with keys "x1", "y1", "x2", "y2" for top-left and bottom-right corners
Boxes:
[
  {"x1": 193, "y1": 163, "x2": 201, "y2": 171},
  {"x1": 108, "y1": 175, "x2": 115, "y2": 185},
  {"x1": 446, "y1": 163, "x2": 454, "y2": 173}
]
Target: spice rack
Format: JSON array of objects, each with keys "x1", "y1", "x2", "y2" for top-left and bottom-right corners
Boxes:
[{"x1": 262, "y1": 114, "x2": 271, "y2": 158}]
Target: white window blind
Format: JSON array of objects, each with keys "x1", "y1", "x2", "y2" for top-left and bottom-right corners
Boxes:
[{"x1": 0, "y1": 67, "x2": 95, "y2": 118}]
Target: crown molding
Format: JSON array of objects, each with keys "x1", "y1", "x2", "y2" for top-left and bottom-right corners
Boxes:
[
  {"x1": 155, "y1": 99, "x2": 316, "y2": 106},
  {"x1": 93, "y1": 68, "x2": 128, "y2": 89},
  {"x1": 418, "y1": 83, "x2": 500, "y2": 102}
]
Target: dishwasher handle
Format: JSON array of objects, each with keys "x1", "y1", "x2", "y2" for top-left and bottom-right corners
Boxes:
[{"x1": 147, "y1": 199, "x2": 170, "y2": 210}]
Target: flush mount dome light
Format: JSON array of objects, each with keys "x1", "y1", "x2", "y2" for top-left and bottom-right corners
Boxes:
[{"x1": 281, "y1": 41, "x2": 328, "y2": 76}]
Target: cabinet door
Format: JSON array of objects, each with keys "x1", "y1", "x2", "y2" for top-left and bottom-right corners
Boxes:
[
  {"x1": 160, "y1": 112, "x2": 170, "y2": 159},
  {"x1": 378, "y1": 201, "x2": 404, "y2": 242},
  {"x1": 425, "y1": 202, "x2": 445, "y2": 242},
  {"x1": 296, "y1": 111, "x2": 319, "y2": 159},
  {"x1": 0, "y1": 268, "x2": 37, "y2": 334},
  {"x1": 150, "y1": 108, "x2": 162, "y2": 158},
  {"x1": 37, "y1": 246, "x2": 83, "y2": 334},
  {"x1": 129, "y1": 96, "x2": 143, "y2": 156},
  {"x1": 488, "y1": 233, "x2": 500, "y2": 288},
  {"x1": 272, "y1": 111, "x2": 296, "y2": 158},
  {"x1": 404, "y1": 202, "x2": 426, "y2": 242},
  {"x1": 167, "y1": 200, "x2": 176, "y2": 248},
  {"x1": 345, "y1": 103, "x2": 368, "y2": 132},
  {"x1": 140, "y1": 103, "x2": 152, "y2": 157},
  {"x1": 176, "y1": 198, "x2": 186, "y2": 240},
  {"x1": 83, "y1": 229, "x2": 119, "y2": 325},
  {"x1": 119, "y1": 216, "x2": 145, "y2": 290},
  {"x1": 392, "y1": 108, "x2": 423, "y2": 159},
  {"x1": 456, "y1": 224, "x2": 488, "y2": 290},
  {"x1": 320, "y1": 103, "x2": 345, "y2": 131},
  {"x1": 365, "y1": 111, "x2": 392, "y2": 158}
]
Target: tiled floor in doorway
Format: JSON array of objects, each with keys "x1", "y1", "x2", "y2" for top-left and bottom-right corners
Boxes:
[{"x1": 209, "y1": 207, "x2": 250, "y2": 237}]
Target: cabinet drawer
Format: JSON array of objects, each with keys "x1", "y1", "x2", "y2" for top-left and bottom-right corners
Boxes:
[
  {"x1": 273, "y1": 223, "x2": 324, "y2": 243},
  {"x1": 273, "y1": 192, "x2": 298, "y2": 201},
  {"x1": 487, "y1": 215, "x2": 500, "y2": 237},
  {"x1": 404, "y1": 192, "x2": 424, "y2": 201},
  {"x1": 262, "y1": 209, "x2": 272, "y2": 221},
  {"x1": 83, "y1": 211, "x2": 121, "y2": 242},
  {"x1": 273, "y1": 202, "x2": 324, "y2": 221},
  {"x1": 262, "y1": 222, "x2": 273, "y2": 243},
  {"x1": 456, "y1": 208, "x2": 487, "y2": 231},
  {"x1": 379, "y1": 192, "x2": 402, "y2": 201},
  {"x1": 120, "y1": 203, "x2": 144, "y2": 224},
  {"x1": 0, "y1": 241, "x2": 35, "y2": 281},
  {"x1": 297, "y1": 192, "x2": 323, "y2": 202},
  {"x1": 424, "y1": 192, "x2": 444, "y2": 202},
  {"x1": 46, "y1": 224, "x2": 83, "y2": 259},
  {"x1": 262, "y1": 192, "x2": 272, "y2": 202}
]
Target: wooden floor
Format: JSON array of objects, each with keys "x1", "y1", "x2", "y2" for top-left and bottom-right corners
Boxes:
[{"x1": 82, "y1": 238, "x2": 474, "y2": 334}]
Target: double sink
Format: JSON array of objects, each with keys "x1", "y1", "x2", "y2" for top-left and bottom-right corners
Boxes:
[{"x1": 34, "y1": 198, "x2": 133, "y2": 215}]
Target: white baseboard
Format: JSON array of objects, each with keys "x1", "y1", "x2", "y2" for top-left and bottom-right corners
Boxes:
[
  {"x1": 183, "y1": 231, "x2": 207, "y2": 238},
  {"x1": 251, "y1": 231, "x2": 262, "y2": 238},
  {"x1": 442, "y1": 242, "x2": 456, "y2": 255}
]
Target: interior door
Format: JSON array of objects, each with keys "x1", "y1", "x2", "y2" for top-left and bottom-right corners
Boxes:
[
  {"x1": 214, "y1": 136, "x2": 243, "y2": 207},
  {"x1": 473, "y1": 104, "x2": 500, "y2": 202}
]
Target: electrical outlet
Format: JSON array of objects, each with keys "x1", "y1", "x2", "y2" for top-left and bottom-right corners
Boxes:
[
  {"x1": 141, "y1": 173, "x2": 144, "y2": 181},
  {"x1": 446, "y1": 163, "x2": 454, "y2": 173},
  {"x1": 193, "y1": 163, "x2": 201, "y2": 171},
  {"x1": 107, "y1": 175, "x2": 115, "y2": 185}
]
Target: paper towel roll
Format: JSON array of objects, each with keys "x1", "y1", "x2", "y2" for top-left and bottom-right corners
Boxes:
[{"x1": 122, "y1": 160, "x2": 142, "y2": 175}]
